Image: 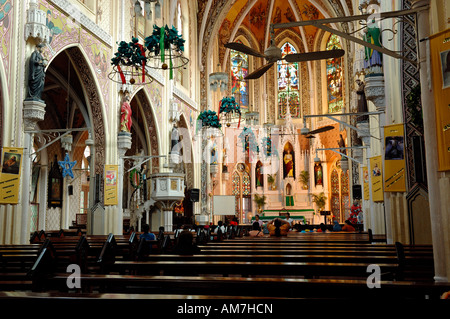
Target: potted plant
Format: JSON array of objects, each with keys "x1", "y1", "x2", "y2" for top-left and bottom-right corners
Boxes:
[
  {"x1": 253, "y1": 194, "x2": 267, "y2": 214},
  {"x1": 311, "y1": 192, "x2": 327, "y2": 214},
  {"x1": 299, "y1": 170, "x2": 310, "y2": 190},
  {"x1": 267, "y1": 174, "x2": 276, "y2": 190}
]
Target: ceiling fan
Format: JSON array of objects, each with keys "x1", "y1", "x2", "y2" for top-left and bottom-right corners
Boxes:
[
  {"x1": 302, "y1": 125, "x2": 335, "y2": 138},
  {"x1": 225, "y1": 40, "x2": 345, "y2": 80}
]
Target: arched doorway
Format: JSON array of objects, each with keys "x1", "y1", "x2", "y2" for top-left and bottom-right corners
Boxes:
[{"x1": 32, "y1": 46, "x2": 105, "y2": 231}]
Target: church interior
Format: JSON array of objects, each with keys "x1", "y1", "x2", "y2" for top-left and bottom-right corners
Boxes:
[{"x1": 0, "y1": 0, "x2": 450, "y2": 304}]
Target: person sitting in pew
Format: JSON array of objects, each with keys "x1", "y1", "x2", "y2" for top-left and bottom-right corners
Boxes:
[
  {"x1": 333, "y1": 220, "x2": 342, "y2": 231},
  {"x1": 140, "y1": 224, "x2": 156, "y2": 241},
  {"x1": 173, "y1": 226, "x2": 201, "y2": 255},
  {"x1": 342, "y1": 220, "x2": 356, "y2": 232},
  {"x1": 267, "y1": 218, "x2": 290, "y2": 237},
  {"x1": 248, "y1": 222, "x2": 264, "y2": 237}
]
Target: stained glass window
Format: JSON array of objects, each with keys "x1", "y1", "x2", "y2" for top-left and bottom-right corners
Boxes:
[
  {"x1": 326, "y1": 34, "x2": 343, "y2": 113},
  {"x1": 231, "y1": 43, "x2": 249, "y2": 110},
  {"x1": 277, "y1": 42, "x2": 300, "y2": 119},
  {"x1": 341, "y1": 170, "x2": 350, "y2": 218},
  {"x1": 242, "y1": 171, "x2": 251, "y2": 196},
  {"x1": 232, "y1": 171, "x2": 240, "y2": 196}
]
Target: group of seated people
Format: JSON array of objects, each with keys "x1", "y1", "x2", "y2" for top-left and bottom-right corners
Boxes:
[{"x1": 249, "y1": 214, "x2": 359, "y2": 237}]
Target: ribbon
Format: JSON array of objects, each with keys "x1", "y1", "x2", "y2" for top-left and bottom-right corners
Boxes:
[
  {"x1": 160, "y1": 26, "x2": 165, "y2": 63},
  {"x1": 137, "y1": 43, "x2": 146, "y2": 83},
  {"x1": 117, "y1": 64, "x2": 126, "y2": 84}
]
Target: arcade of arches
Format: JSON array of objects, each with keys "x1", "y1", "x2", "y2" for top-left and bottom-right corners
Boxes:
[{"x1": 0, "y1": 0, "x2": 449, "y2": 282}]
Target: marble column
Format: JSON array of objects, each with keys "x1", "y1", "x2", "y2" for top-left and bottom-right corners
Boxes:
[
  {"x1": 117, "y1": 132, "x2": 132, "y2": 234},
  {"x1": 22, "y1": 100, "x2": 46, "y2": 244},
  {"x1": 410, "y1": 0, "x2": 447, "y2": 282}
]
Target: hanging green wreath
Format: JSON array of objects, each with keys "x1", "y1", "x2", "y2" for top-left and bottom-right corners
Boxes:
[
  {"x1": 110, "y1": 37, "x2": 148, "y2": 84},
  {"x1": 129, "y1": 168, "x2": 143, "y2": 189}
]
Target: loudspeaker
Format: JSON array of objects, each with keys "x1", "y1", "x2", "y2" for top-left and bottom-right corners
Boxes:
[
  {"x1": 68, "y1": 185, "x2": 73, "y2": 195},
  {"x1": 190, "y1": 188, "x2": 199, "y2": 202},
  {"x1": 352, "y1": 184, "x2": 362, "y2": 199}
]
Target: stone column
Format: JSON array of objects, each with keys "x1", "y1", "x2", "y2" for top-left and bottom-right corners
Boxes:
[
  {"x1": 410, "y1": 0, "x2": 447, "y2": 282},
  {"x1": 117, "y1": 132, "x2": 132, "y2": 234},
  {"x1": 22, "y1": 100, "x2": 46, "y2": 244}
]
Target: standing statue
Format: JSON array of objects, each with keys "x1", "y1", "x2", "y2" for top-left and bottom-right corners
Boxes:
[
  {"x1": 171, "y1": 123, "x2": 180, "y2": 154},
  {"x1": 338, "y1": 134, "x2": 346, "y2": 156},
  {"x1": 26, "y1": 43, "x2": 47, "y2": 102},
  {"x1": 120, "y1": 94, "x2": 132, "y2": 132},
  {"x1": 356, "y1": 79, "x2": 369, "y2": 123},
  {"x1": 363, "y1": 23, "x2": 383, "y2": 74}
]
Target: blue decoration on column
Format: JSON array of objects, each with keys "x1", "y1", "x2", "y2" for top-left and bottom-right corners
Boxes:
[{"x1": 58, "y1": 152, "x2": 77, "y2": 179}]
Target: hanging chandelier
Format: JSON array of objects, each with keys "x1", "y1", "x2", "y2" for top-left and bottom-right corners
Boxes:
[
  {"x1": 145, "y1": 24, "x2": 188, "y2": 79},
  {"x1": 109, "y1": 37, "x2": 153, "y2": 85}
]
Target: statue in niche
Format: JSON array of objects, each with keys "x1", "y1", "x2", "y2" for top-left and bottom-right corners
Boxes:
[
  {"x1": 255, "y1": 161, "x2": 263, "y2": 187},
  {"x1": 120, "y1": 94, "x2": 132, "y2": 132},
  {"x1": 355, "y1": 79, "x2": 369, "y2": 123},
  {"x1": 314, "y1": 163, "x2": 323, "y2": 186},
  {"x1": 26, "y1": 43, "x2": 47, "y2": 102},
  {"x1": 283, "y1": 143, "x2": 295, "y2": 179}
]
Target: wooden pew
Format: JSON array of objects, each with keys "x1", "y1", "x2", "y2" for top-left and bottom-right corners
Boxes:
[
  {"x1": 37, "y1": 274, "x2": 450, "y2": 299},
  {"x1": 109, "y1": 260, "x2": 399, "y2": 280}
]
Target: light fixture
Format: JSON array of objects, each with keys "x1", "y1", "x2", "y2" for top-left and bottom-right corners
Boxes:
[{"x1": 209, "y1": 64, "x2": 228, "y2": 92}]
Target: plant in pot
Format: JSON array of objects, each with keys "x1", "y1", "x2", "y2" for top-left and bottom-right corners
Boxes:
[
  {"x1": 253, "y1": 194, "x2": 267, "y2": 215},
  {"x1": 299, "y1": 170, "x2": 310, "y2": 190},
  {"x1": 311, "y1": 192, "x2": 327, "y2": 217},
  {"x1": 267, "y1": 174, "x2": 276, "y2": 190}
]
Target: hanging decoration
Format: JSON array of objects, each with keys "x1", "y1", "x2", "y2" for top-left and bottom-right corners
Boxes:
[
  {"x1": 261, "y1": 137, "x2": 273, "y2": 157},
  {"x1": 109, "y1": 37, "x2": 153, "y2": 85},
  {"x1": 218, "y1": 96, "x2": 241, "y2": 128},
  {"x1": 238, "y1": 127, "x2": 258, "y2": 154},
  {"x1": 130, "y1": 168, "x2": 143, "y2": 189},
  {"x1": 58, "y1": 152, "x2": 77, "y2": 179},
  {"x1": 145, "y1": 24, "x2": 188, "y2": 79},
  {"x1": 196, "y1": 110, "x2": 222, "y2": 130}
]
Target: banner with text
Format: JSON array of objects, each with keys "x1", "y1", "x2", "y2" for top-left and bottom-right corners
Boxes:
[
  {"x1": 370, "y1": 155, "x2": 384, "y2": 202},
  {"x1": 430, "y1": 29, "x2": 450, "y2": 171},
  {"x1": 104, "y1": 165, "x2": 118, "y2": 206},
  {"x1": 0, "y1": 147, "x2": 24, "y2": 204},
  {"x1": 363, "y1": 166, "x2": 370, "y2": 200},
  {"x1": 384, "y1": 123, "x2": 406, "y2": 192}
]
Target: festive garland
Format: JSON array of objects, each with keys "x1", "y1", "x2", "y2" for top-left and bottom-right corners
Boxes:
[
  {"x1": 218, "y1": 96, "x2": 241, "y2": 128},
  {"x1": 144, "y1": 25, "x2": 186, "y2": 79},
  {"x1": 111, "y1": 37, "x2": 147, "y2": 84},
  {"x1": 129, "y1": 168, "x2": 143, "y2": 189},
  {"x1": 197, "y1": 110, "x2": 222, "y2": 129}
]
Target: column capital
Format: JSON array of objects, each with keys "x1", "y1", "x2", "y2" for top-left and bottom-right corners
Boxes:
[{"x1": 23, "y1": 99, "x2": 46, "y2": 131}]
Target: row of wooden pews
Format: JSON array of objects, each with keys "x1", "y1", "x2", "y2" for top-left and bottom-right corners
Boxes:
[{"x1": 1, "y1": 228, "x2": 449, "y2": 300}]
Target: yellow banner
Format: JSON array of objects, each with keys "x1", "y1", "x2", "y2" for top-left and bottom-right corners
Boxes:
[
  {"x1": 363, "y1": 166, "x2": 370, "y2": 200},
  {"x1": 104, "y1": 165, "x2": 118, "y2": 206},
  {"x1": 384, "y1": 124, "x2": 406, "y2": 192},
  {"x1": 370, "y1": 155, "x2": 384, "y2": 202},
  {"x1": 0, "y1": 148, "x2": 24, "y2": 204},
  {"x1": 430, "y1": 29, "x2": 450, "y2": 171}
]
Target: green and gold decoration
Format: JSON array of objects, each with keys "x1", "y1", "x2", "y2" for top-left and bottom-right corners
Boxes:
[
  {"x1": 196, "y1": 110, "x2": 222, "y2": 130},
  {"x1": 218, "y1": 96, "x2": 241, "y2": 128},
  {"x1": 145, "y1": 25, "x2": 188, "y2": 79},
  {"x1": 110, "y1": 37, "x2": 152, "y2": 85}
]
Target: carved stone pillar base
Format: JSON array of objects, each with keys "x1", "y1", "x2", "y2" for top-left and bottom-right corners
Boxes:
[
  {"x1": 356, "y1": 122, "x2": 371, "y2": 146},
  {"x1": 365, "y1": 75, "x2": 386, "y2": 111},
  {"x1": 23, "y1": 99, "x2": 46, "y2": 131}
]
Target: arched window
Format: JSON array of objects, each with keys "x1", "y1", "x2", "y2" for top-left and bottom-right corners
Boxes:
[
  {"x1": 230, "y1": 42, "x2": 249, "y2": 110},
  {"x1": 242, "y1": 171, "x2": 251, "y2": 196},
  {"x1": 232, "y1": 171, "x2": 240, "y2": 196},
  {"x1": 331, "y1": 169, "x2": 340, "y2": 220},
  {"x1": 326, "y1": 34, "x2": 343, "y2": 113},
  {"x1": 277, "y1": 42, "x2": 300, "y2": 119}
]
